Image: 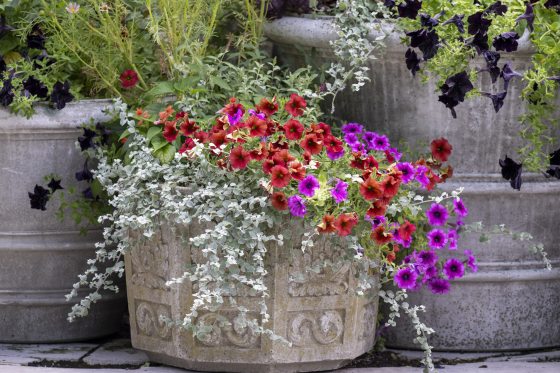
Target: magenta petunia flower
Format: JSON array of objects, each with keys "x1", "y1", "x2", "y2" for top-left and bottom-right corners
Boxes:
[
  {"x1": 366, "y1": 215, "x2": 386, "y2": 229},
  {"x1": 363, "y1": 131, "x2": 376, "y2": 150},
  {"x1": 287, "y1": 195, "x2": 306, "y2": 217},
  {"x1": 248, "y1": 109, "x2": 266, "y2": 120},
  {"x1": 464, "y1": 250, "x2": 478, "y2": 272},
  {"x1": 453, "y1": 197, "x2": 469, "y2": 217},
  {"x1": 344, "y1": 133, "x2": 360, "y2": 145},
  {"x1": 416, "y1": 250, "x2": 438, "y2": 268},
  {"x1": 371, "y1": 133, "x2": 390, "y2": 151},
  {"x1": 393, "y1": 229, "x2": 412, "y2": 248},
  {"x1": 448, "y1": 229, "x2": 458, "y2": 250},
  {"x1": 443, "y1": 258, "x2": 465, "y2": 280},
  {"x1": 427, "y1": 229, "x2": 448, "y2": 249},
  {"x1": 415, "y1": 165, "x2": 430, "y2": 188},
  {"x1": 331, "y1": 179, "x2": 348, "y2": 203},
  {"x1": 397, "y1": 162, "x2": 416, "y2": 183},
  {"x1": 227, "y1": 108, "x2": 243, "y2": 126},
  {"x1": 327, "y1": 148, "x2": 345, "y2": 160},
  {"x1": 394, "y1": 267, "x2": 418, "y2": 289},
  {"x1": 341, "y1": 122, "x2": 363, "y2": 134},
  {"x1": 428, "y1": 278, "x2": 451, "y2": 294},
  {"x1": 426, "y1": 203, "x2": 449, "y2": 226},
  {"x1": 350, "y1": 141, "x2": 365, "y2": 153},
  {"x1": 422, "y1": 265, "x2": 438, "y2": 283},
  {"x1": 386, "y1": 147, "x2": 402, "y2": 161},
  {"x1": 298, "y1": 175, "x2": 320, "y2": 197}
]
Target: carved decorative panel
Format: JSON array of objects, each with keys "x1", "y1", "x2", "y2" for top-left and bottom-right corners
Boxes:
[
  {"x1": 135, "y1": 300, "x2": 172, "y2": 340},
  {"x1": 287, "y1": 310, "x2": 345, "y2": 346},
  {"x1": 194, "y1": 312, "x2": 261, "y2": 349},
  {"x1": 131, "y1": 232, "x2": 169, "y2": 290}
]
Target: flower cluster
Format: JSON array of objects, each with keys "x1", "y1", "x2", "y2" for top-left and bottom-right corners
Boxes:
[{"x1": 131, "y1": 93, "x2": 476, "y2": 294}]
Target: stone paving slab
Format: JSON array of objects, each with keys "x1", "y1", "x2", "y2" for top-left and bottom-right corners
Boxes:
[
  {"x1": 0, "y1": 344, "x2": 96, "y2": 366},
  {"x1": 82, "y1": 339, "x2": 149, "y2": 366}
]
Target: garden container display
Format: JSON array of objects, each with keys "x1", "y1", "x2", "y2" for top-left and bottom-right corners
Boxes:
[
  {"x1": 0, "y1": 100, "x2": 127, "y2": 342},
  {"x1": 265, "y1": 16, "x2": 560, "y2": 351},
  {"x1": 125, "y1": 222, "x2": 378, "y2": 373}
]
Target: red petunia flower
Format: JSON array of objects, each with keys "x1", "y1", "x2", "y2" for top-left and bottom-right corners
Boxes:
[
  {"x1": 317, "y1": 214, "x2": 337, "y2": 234},
  {"x1": 178, "y1": 138, "x2": 196, "y2": 154},
  {"x1": 367, "y1": 200, "x2": 387, "y2": 217},
  {"x1": 256, "y1": 97, "x2": 278, "y2": 117},
  {"x1": 288, "y1": 160, "x2": 306, "y2": 181},
  {"x1": 250, "y1": 142, "x2": 269, "y2": 161},
  {"x1": 210, "y1": 130, "x2": 227, "y2": 147},
  {"x1": 431, "y1": 137, "x2": 453, "y2": 162},
  {"x1": 360, "y1": 177, "x2": 384, "y2": 201},
  {"x1": 300, "y1": 134, "x2": 323, "y2": 155},
  {"x1": 334, "y1": 213, "x2": 358, "y2": 236},
  {"x1": 270, "y1": 165, "x2": 291, "y2": 188},
  {"x1": 271, "y1": 191, "x2": 288, "y2": 210},
  {"x1": 324, "y1": 135, "x2": 343, "y2": 153},
  {"x1": 285, "y1": 93, "x2": 307, "y2": 117},
  {"x1": 120, "y1": 69, "x2": 139, "y2": 89},
  {"x1": 229, "y1": 146, "x2": 251, "y2": 169},
  {"x1": 194, "y1": 131, "x2": 208, "y2": 143},
  {"x1": 381, "y1": 175, "x2": 401, "y2": 198},
  {"x1": 273, "y1": 149, "x2": 295, "y2": 165},
  {"x1": 386, "y1": 251, "x2": 396, "y2": 263},
  {"x1": 363, "y1": 155, "x2": 379, "y2": 170},
  {"x1": 162, "y1": 121, "x2": 179, "y2": 143},
  {"x1": 440, "y1": 165, "x2": 454, "y2": 182},
  {"x1": 179, "y1": 118, "x2": 199, "y2": 136},
  {"x1": 283, "y1": 119, "x2": 304, "y2": 140},
  {"x1": 371, "y1": 226, "x2": 393, "y2": 245},
  {"x1": 398, "y1": 221, "x2": 416, "y2": 241},
  {"x1": 246, "y1": 115, "x2": 268, "y2": 137},
  {"x1": 316, "y1": 122, "x2": 332, "y2": 137}
]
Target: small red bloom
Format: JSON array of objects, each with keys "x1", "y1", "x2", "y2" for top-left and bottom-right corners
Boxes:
[
  {"x1": 385, "y1": 150, "x2": 396, "y2": 163},
  {"x1": 333, "y1": 213, "x2": 358, "y2": 236},
  {"x1": 316, "y1": 122, "x2": 332, "y2": 137},
  {"x1": 398, "y1": 221, "x2": 416, "y2": 241},
  {"x1": 229, "y1": 146, "x2": 251, "y2": 169},
  {"x1": 179, "y1": 118, "x2": 199, "y2": 136},
  {"x1": 271, "y1": 191, "x2": 288, "y2": 210},
  {"x1": 210, "y1": 130, "x2": 227, "y2": 147},
  {"x1": 317, "y1": 214, "x2": 337, "y2": 234},
  {"x1": 300, "y1": 134, "x2": 323, "y2": 155},
  {"x1": 270, "y1": 165, "x2": 291, "y2": 188},
  {"x1": 324, "y1": 135, "x2": 343, "y2": 153},
  {"x1": 431, "y1": 137, "x2": 453, "y2": 162},
  {"x1": 371, "y1": 226, "x2": 393, "y2": 245},
  {"x1": 283, "y1": 119, "x2": 304, "y2": 140},
  {"x1": 222, "y1": 97, "x2": 245, "y2": 117},
  {"x1": 273, "y1": 149, "x2": 295, "y2": 165},
  {"x1": 288, "y1": 160, "x2": 306, "y2": 181},
  {"x1": 386, "y1": 251, "x2": 396, "y2": 263},
  {"x1": 162, "y1": 121, "x2": 179, "y2": 143},
  {"x1": 381, "y1": 175, "x2": 401, "y2": 198},
  {"x1": 250, "y1": 142, "x2": 269, "y2": 161},
  {"x1": 302, "y1": 151, "x2": 312, "y2": 165},
  {"x1": 246, "y1": 115, "x2": 268, "y2": 137},
  {"x1": 360, "y1": 177, "x2": 384, "y2": 201},
  {"x1": 350, "y1": 152, "x2": 365, "y2": 169},
  {"x1": 440, "y1": 165, "x2": 454, "y2": 182},
  {"x1": 179, "y1": 138, "x2": 196, "y2": 154},
  {"x1": 285, "y1": 93, "x2": 307, "y2": 117},
  {"x1": 363, "y1": 155, "x2": 379, "y2": 170},
  {"x1": 194, "y1": 131, "x2": 208, "y2": 143},
  {"x1": 120, "y1": 69, "x2": 139, "y2": 89},
  {"x1": 367, "y1": 200, "x2": 387, "y2": 217},
  {"x1": 256, "y1": 97, "x2": 278, "y2": 117}
]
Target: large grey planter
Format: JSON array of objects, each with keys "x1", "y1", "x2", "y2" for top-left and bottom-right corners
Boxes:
[
  {"x1": 0, "y1": 100, "x2": 127, "y2": 342},
  {"x1": 125, "y1": 223, "x2": 378, "y2": 372},
  {"x1": 265, "y1": 17, "x2": 560, "y2": 351}
]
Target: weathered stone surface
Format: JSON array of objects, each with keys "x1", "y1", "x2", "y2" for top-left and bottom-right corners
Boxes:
[
  {"x1": 0, "y1": 100, "x2": 127, "y2": 342},
  {"x1": 126, "y1": 223, "x2": 379, "y2": 372},
  {"x1": 0, "y1": 343, "x2": 95, "y2": 365},
  {"x1": 265, "y1": 17, "x2": 560, "y2": 351},
  {"x1": 82, "y1": 339, "x2": 149, "y2": 366}
]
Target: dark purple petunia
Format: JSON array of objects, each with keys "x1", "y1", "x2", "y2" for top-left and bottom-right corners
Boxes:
[
  {"x1": 406, "y1": 28, "x2": 440, "y2": 60},
  {"x1": 416, "y1": 250, "x2": 438, "y2": 268},
  {"x1": 405, "y1": 48, "x2": 421, "y2": 75},
  {"x1": 420, "y1": 12, "x2": 443, "y2": 29},
  {"x1": 27, "y1": 25, "x2": 46, "y2": 50},
  {"x1": 95, "y1": 123, "x2": 112, "y2": 145},
  {"x1": 428, "y1": 278, "x2": 451, "y2": 294},
  {"x1": 50, "y1": 81, "x2": 74, "y2": 110},
  {"x1": 28, "y1": 185, "x2": 50, "y2": 210},
  {"x1": 78, "y1": 128, "x2": 97, "y2": 151},
  {"x1": 484, "y1": 1, "x2": 508, "y2": 16},
  {"x1": 442, "y1": 14, "x2": 465, "y2": 33},
  {"x1": 493, "y1": 32, "x2": 519, "y2": 52},
  {"x1": 23, "y1": 76, "x2": 49, "y2": 98},
  {"x1": 482, "y1": 50, "x2": 501, "y2": 83},
  {"x1": 0, "y1": 78, "x2": 15, "y2": 107},
  {"x1": 545, "y1": 0, "x2": 560, "y2": 12},
  {"x1": 438, "y1": 71, "x2": 474, "y2": 118},
  {"x1": 467, "y1": 31, "x2": 490, "y2": 53},
  {"x1": 75, "y1": 161, "x2": 94, "y2": 182},
  {"x1": 47, "y1": 178, "x2": 63, "y2": 193},
  {"x1": 82, "y1": 187, "x2": 95, "y2": 200},
  {"x1": 516, "y1": 2, "x2": 535, "y2": 32},
  {"x1": 0, "y1": 57, "x2": 6, "y2": 74},
  {"x1": 501, "y1": 63, "x2": 523, "y2": 90},
  {"x1": 481, "y1": 91, "x2": 507, "y2": 113},
  {"x1": 398, "y1": 0, "x2": 422, "y2": 19},
  {"x1": 285, "y1": 0, "x2": 311, "y2": 14},
  {"x1": 467, "y1": 11, "x2": 492, "y2": 35},
  {"x1": 499, "y1": 155, "x2": 522, "y2": 190},
  {"x1": 384, "y1": 0, "x2": 396, "y2": 9},
  {"x1": 263, "y1": 0, "x2": 286, "y2": 19},
  {"x1": 545, "y1": 148, "x2": 560, "y2": 179}
]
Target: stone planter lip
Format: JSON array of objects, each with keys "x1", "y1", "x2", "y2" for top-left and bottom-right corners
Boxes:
[
  {"x1": 264, "y1": 15, "x2": 534, "y2": 55},
  {"x1": 0, "y1": 98, "x2": 115, "y2": 132}
]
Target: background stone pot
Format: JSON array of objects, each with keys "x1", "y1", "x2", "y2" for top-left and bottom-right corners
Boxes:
[
  {"x1": 0, "y1": 100, "x2": 127, "y2": 343},
  {"x1": 125, "y1": 223, "x2": 378, "y2": 373},
  {"x1": 265, "y1": 17, "x2": 560, "y2": 351}
]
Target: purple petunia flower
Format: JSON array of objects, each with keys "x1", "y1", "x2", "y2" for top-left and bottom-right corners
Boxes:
[
  {"x1": 327, "y1": 148, "x2": 345, "y2": 160},
  {"x1": 416, "y1": 250, "x2": 438, "y2": 268},
  {"x1": 227, "y1": 108, "x2": 243, "y2": 126},
  {"x1": 427, "y1": 229, "x2": 448, "y2": 249},
  {"x1": 248, "y1": 109, "x2": 266, "y2": 120},
  {"x1": 397, "y1": 162, "x2": 416, "y2": 183},
  {"x1": 331, "y1": 179, "x2": 348, "y2": 203},
  {"x1": 415, "y1": 165, "x2": 430, "y2": 188},
  {"x1": 394, "y1": 267, "x2": 418, "y2": 290},
  {"x1": 350, "y1": 141, "x2": 366, "y2": 153},
  {"x1": 371, "y1": 133, "x2": 390, "y2": 151},
  {"x1": 422, "y1": 265, "x2": 438, "y2": 283},
  {"x1": 448, "y1": 229, "x2": 458, "y2": 250},
  {"x1": 453, "y1": 198, "x2": 469, "y2": 217},
  {"x1": 428, "y1": 278, "x2": 451, "y2": 294},
  {"x1": 393, "y1": 229, "x2": 412, "y2": 248},
  {"x1": 298, "y1": 175, "x2": 320, "y2": 197},
  {"x1": 443, "y1": 258, "x2": 465, "y2": 280},
  {"x1": 287, "y1": 195, "x2": 306, "y2": 217},
  {"x1": 386, "y1": 147, "x2": 402, "y2": 161},
  {"x1": 426, "y1": 203, "x2": 449, "y2": 226},
  {"x1": 464, "y1": 250, "x2": 478, "y2": 272},
  {"x1": 341, "y1": 122, "x2": 363, "y2": 135},
  {"x1": 363, "y1": 131, "x2": 376, "y2": 150},
  {"x1": 367, "y1": 215, "x2": 386, "y2": 229},
  {"x1": 344, "y1": 133, "x2": 360, "y2": 145}
]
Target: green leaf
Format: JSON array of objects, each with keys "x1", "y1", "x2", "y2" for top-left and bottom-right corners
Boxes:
[
  {"x1": 153, "y1": 144, "x2": 176, "y2": 164},
  {"x1": 209, "y1": 75, "x2": 231, "y2": 91},
  {"x1": 150, "y1": 134, "x2": 170, "y2": 151},
  {"x1": 118, "y1": 129, "x2": 131, "y2": 141},
  {"x1": 146, "y1": 126, "x2": 162, "y2": 140},
  {"x1": 145, "y1": 81, "x2": 175, "y2": 97}
]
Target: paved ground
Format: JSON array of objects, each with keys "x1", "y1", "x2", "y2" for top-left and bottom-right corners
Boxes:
[{"x1": 1, "y1": 335, "x2": 559, "y2": 373}]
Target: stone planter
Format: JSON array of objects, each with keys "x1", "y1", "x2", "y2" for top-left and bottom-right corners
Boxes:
[
  {"x1": 0, "y1": 100, "x2": 127, "y2": 343},
  {"x1": 125, "y1": 223, "x2": 378, "y2": 373},
  {"x1": 265, "y1": 17, "x2": 560, "y2": 351}
]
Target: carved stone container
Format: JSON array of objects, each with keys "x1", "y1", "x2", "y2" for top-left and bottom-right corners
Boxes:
[{"x1": 125, "y1": 223, "x2": 378, "y2": 372}]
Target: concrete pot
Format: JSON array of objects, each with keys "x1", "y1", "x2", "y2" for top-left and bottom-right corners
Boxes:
[
  {"x1": 0, "y1": 100, "x2": 127, "y2": 343},
  {"x1": 265, "y1": 17, "x2": 560, "y2": 351},
  {"x1": 125, "y1": 223, "x2": 378, "y2": 372}
]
